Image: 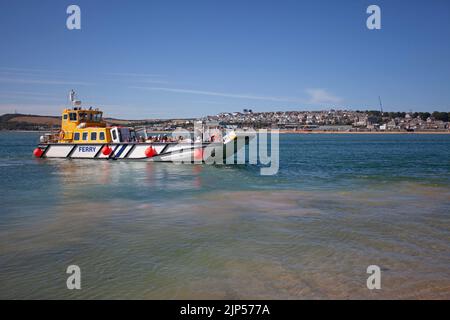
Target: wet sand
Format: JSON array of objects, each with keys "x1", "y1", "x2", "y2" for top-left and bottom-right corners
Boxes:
[{"x1": 1, "y1": 187, "x2": 449, "y2": 299}]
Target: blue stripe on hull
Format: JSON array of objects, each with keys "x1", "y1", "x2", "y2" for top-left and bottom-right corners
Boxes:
[{"x1": 114, "y1": 144, "x2": 127, "y2": 158}]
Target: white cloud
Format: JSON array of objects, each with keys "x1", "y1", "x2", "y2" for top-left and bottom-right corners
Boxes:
[
  {"x1": 0, "y1": 67, "x2": 65, "y2": 74},
  {"x1": 0, "y1": 103, "x2": 62, "y2": 115},
  {"x1": 0, "y1": 93, "x2": 63, "y2": 102},
  {"x1": 131, "y1": 86, "x2": 305, "y2": 103},
  {"x1": 0, "y1": 77, "x2": 92, "y2": 86},
  {"x1": 104, "y1": 72, "x2": 169, "y2": 84},
  {"x1": 105, "y1": 72, "x2": 166, "y2": 78},
  {"x1": 306, "y1": 88, "x2": 342, "y2": 104}
]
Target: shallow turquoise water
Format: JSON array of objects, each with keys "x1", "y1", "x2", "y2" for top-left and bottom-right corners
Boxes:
[{"x1": 0, "y1": 132, "x2": 449, "y2": 299}]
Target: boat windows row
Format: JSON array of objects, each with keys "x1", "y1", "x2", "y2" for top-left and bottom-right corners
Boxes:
[
  {"x1": 63, "y1": 112, "x2": 103, "y2": 122},
  {"x1": 73, "y1": 131, "x2": 106, "y2": 141}
]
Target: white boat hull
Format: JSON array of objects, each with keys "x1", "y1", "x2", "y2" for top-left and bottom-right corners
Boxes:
[{"x1": 36, "y1": 141, "x2": 239, "y2": 163}]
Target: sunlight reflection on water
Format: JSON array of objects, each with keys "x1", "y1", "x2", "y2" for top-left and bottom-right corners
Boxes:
[{"x1": 1, "y1": 132, "x2": 449, "y2": 299}]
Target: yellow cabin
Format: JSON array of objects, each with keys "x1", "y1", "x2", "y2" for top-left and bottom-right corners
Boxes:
[{"x1": 59, "y1": 108, "x2": 112, "y2": 143}]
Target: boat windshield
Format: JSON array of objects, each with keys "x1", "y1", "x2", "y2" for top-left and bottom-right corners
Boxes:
[{"x1": 93, "y1": 113, "x2": 102, "y2": 122}]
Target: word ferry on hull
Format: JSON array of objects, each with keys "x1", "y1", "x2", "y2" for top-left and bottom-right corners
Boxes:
[{"x1": 33, "y1": 91, "x2": 239, "y2": 163}]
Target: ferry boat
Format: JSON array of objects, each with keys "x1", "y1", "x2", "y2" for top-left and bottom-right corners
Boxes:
[{"x1": 33, "y1": 91, "x2": 238, "y2": 163}]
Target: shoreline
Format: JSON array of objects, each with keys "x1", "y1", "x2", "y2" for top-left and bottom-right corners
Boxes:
[
  {"x1": 277, "y1": 130, "x2": 450, "y2": 134},
  {"x1": 2, "y1": 129, "x2": 450, "y2": 135}
]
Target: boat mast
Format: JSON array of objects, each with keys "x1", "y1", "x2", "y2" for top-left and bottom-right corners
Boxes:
[
  {"x1": 69, "y1": 89, "x2": 81, "y2": 107},
  {"x1": 378, "y1": 96, "x2": 383, "y2": 114}
]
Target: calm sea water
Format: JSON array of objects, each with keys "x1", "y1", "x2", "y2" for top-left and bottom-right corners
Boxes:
[{"x1": 0, "y1": 132, "x2": 449, "y2": 299}]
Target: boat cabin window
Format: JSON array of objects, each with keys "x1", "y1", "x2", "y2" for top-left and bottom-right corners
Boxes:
[
  {"x1": 99, "y1": 132, "x2": 105, "y2": 141},
  {"x1": 89, "y1": 113, "x2": 93, "y2": 121},
  {"x1": 69, "y1": 113, "x2": 77, "y2": 121},
  {"x1": 112, "y1": 130, "x2": 117, "y2": 141},
  {"x1": 79, "y1": 113, "x2": 87, "y2": 121},
  {"x1": 74, "y1": 132, "x2": 80, "y2": 140},
  {"x1": 63, "y1": 114, "x2": 68, "y2": 120},
  {"x1": 119, "y1": 128, "x2": 131, "y2": 142},
  {"x1": 91, "y1": 132, "x2": 97, "y2": 141},
  {"x1": 82, "y1": 132, "x2": 88, "y2": 141},
  {"x1": 93, "y1": 113, "x2": 102, "y2": 122}
]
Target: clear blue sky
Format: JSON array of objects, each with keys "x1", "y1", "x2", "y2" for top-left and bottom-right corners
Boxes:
[{"x1": 1, "y1": 0, "x2": 449, "y2": 118}]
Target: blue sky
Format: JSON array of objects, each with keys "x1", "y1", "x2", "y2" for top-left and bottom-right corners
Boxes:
[{"x1": 0, "y1": 0, "x2": 449, "y2": 118}]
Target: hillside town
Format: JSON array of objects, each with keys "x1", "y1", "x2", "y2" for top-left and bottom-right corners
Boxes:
[
  {"x1": 202, "y1": 109, "x2": 450, "y2": 132},
  {"x1": 1, "y1": 109, "x2": 449, "y2": 132}
]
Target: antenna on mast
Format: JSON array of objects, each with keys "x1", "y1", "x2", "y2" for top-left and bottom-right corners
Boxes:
[
  {"x1": 69, "y1": 89, "x2": 81, "y2": 107},
  {"x1": 378, "y1": 96, "x2": 383, "y2": 114}
]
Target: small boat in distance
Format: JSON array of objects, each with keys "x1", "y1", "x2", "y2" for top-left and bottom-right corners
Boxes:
[{"x1": 33, "y1": 91, "x2": 238, "y2": 163}]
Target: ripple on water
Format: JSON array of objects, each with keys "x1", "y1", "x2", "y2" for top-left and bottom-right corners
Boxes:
[
  {"x1": 1, "y1": 132, "x2": 450, "y2": 298},
  {"x1": 0, "y1": 184, "x2": 449, "y2": 299}
]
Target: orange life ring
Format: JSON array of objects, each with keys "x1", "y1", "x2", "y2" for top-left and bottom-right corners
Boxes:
[{"x1": 59, "y1": 130, "x2": 65, "y2": 140}]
